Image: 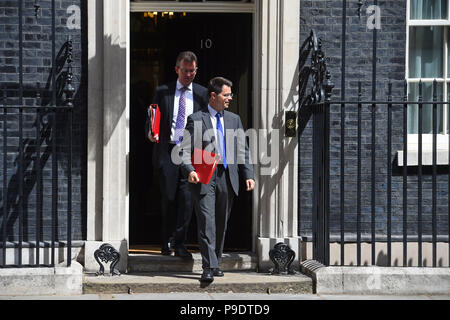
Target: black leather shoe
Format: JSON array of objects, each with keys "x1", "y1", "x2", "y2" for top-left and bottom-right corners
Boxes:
[
  {"x1": 174, "y1": 246, "x2": 193, "y2": 259},
  {"x1": 200, "y1": 269, "x2": 214, "y2": 283},
  {"x1": 161, "y1": 247, "x2": 172, "y2": 256},
  {"x1": 161, "y1": 237, "x2": 175, "y2": 255},
  {"x1": 212, "y1": 268, "x2": 224, "y2": 277}
]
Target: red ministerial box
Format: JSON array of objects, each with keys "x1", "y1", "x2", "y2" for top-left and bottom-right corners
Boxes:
[
  {"x1": 148, "y1": 104, "x2": 161, "y2": 143},
  {"x1": 192, "y1": 148, "x2": 219, "y2": 185}
]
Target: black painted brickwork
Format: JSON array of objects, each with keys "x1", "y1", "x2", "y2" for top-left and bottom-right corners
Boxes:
[
  {"x1": 299, "y1": 0, "x2": 449, "y2": 241},
  {"x1": 0, "y1": 0, "x2": 87, "y2": 242}
]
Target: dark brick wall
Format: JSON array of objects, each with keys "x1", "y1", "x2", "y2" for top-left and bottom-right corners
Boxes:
[
  {"x1": 0, "y1": 0, "x2": 87, "y2": 242},
  {"x1": 299, "y1": 0, "x2": 449, "y2": 241}
]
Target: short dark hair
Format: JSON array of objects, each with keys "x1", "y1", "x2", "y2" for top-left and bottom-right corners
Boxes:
[
  {"x1": 176, "y1": 51, "x2": 198, "y2": 67},
  {"x1": 208, "y1": 77, "x2": 233, "y2": 96}
]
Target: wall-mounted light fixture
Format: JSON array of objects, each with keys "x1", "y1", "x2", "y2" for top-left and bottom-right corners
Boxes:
[
  {"x1": 357, "y1": 0, "x2": 364, "y2": 18},
  {"x1": 285, "y1": 111, "x2": 297, "y2": 137},
  {"x1": 34, "y1": 0, "x2": 40, "y2": 19}
]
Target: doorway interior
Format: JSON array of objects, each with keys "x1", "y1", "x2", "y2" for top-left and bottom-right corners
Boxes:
[{"x1": 129, "y1": 11, "x2": 253, "y2": 253}]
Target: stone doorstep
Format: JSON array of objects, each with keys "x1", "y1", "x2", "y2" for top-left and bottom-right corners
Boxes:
[
  {"x1": 300, "y1": 260, "x2": 450, "y2": 295},
  {"x1": 0, "y1": 261, "x2": 83, "y2": 296},
  {"x1": 127, "y1": 252, "x2": 258, "y2": 273},
  {"x1": 82, "y1": 271, "x2": 313, "y2": 295},
  {"x1": 83, "y1": 251, "x2": 313, "y2": 294}
]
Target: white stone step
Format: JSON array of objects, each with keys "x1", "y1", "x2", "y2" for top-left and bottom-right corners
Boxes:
[{"x1": 127, "y1": 252, "x2": 258, "y2": 273}]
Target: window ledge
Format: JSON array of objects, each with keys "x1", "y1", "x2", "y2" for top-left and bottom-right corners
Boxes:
[{"x1": 397, "y1": 149, "x2": 449, "y2": 166}]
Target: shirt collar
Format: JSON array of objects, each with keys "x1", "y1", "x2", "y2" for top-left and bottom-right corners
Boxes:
[
  {"x1": 176, "y1": 80, "x2": 192, "y2": 91},
  {"x1": 208, "y1": 104, "x2": 224, "y2": 118}
]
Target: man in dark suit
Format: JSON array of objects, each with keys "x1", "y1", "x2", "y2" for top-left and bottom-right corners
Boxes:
[
  {"x1": 146, "y1": 51, "x2": 209, "y2": 257},
  {"x1": 181, "y1": 77, "x2": 255, "y2": 282}
]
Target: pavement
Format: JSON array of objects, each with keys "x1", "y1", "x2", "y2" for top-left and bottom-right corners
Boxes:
[{"x1": 1, "y1": 292, "x2": 449, "y2": 300}]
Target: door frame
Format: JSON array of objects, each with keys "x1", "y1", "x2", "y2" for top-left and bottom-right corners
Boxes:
[
  {"x1": 130, "y1": 1, "x2": 259, "y2": 252},
  {"x1": 130, "y1": 1, "x2": 254, "y2": 13}
]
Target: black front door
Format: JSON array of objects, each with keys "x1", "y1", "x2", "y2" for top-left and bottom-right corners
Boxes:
[{"x1": 129, "y1": 12, "x2": 253, "y2": 252}]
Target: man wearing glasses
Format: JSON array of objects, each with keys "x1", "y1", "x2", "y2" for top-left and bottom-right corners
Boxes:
[
  {"x1": 181, "y1": 77, "x2": 255, "y2": 282},
  {"x1": 146, "y1": 51, "x2": 208, "y2": 258}
]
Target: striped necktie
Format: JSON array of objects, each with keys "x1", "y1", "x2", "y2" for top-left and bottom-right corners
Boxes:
[{"x1": 174, "y1": 86, "x2": 188, "y2": 144}]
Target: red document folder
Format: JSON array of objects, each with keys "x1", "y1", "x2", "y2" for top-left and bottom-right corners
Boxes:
[
  {"x1": 192, "y1": 148, "x2": 219, "y2": 185},
  {"x1": 148, "y1": 104, "x2": 161, "y2": 143}
]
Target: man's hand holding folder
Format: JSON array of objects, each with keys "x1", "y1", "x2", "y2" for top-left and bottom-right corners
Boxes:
[
  {"x1": 188, "y1": 148, "x2": 219, "y2": 185},
  {"x1": 147, "y1": 104, "x2": 161, "y2": 143}
]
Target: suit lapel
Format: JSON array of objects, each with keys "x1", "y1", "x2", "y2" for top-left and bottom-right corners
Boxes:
[
  {"x1": 202, "y1": 109, "x2": 213, "y2": 133},
  {"x1": 167, "y1": 82, "x2": 176, "y2": 129},
  {"x1": 201, "y1": 109, "x2": 215, "y2": 150},
  {"x1": 192, "y1": 83, "x2": 201, "y2": 112},
  {"x1": 223, "y1": 110, "x2": 233, "y2": 137}
]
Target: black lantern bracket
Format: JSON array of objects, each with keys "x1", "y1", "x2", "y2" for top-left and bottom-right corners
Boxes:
[
  {"x1": 269, "y1": 242, "x2": 296, "y2": 275},
  {"x1": 34, "y1": 0, "x2": 40, "y2": 20},
  {"x1": 94, "y1": 243, "x2": 121, "y2": 276},
  {"x1": 357, "y1": 0, "x2": 364, "y2": 18}
]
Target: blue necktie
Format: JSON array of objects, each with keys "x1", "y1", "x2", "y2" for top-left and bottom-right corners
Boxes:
[{"x1": 216, "y1": 112, "x2": 227, "y2": 168}]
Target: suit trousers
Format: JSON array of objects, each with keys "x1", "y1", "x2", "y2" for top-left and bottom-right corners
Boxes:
[
  {"x1": 192, "y1": 165, "x2": 235, "y2": 270},
  {"x1": 160, "y1": 145, "x2": 193, "y2": 250}
]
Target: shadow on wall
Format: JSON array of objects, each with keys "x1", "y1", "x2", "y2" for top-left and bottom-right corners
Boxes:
[
  {"x1": 0, "y1": 0, "x2": 88, "y2": 244},
  {"x1": 0, "y1": 39, "x2": 85, "y2": 242}
]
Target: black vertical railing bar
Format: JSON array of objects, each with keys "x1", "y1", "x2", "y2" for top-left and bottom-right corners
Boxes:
[
  {"x1": 448, "y1": 90, "x2": 450, "y2": 267},
  {"x1": 35, "y1": 109, "x2": 40, "y2": 266},
  {"x1": 325, "y1": 106, "x2": 331, "y2": 265},
  {"x1": 312, "y1": 99, "x2": 329, "y2": 265},
  {"x1": 324, "y1": 72, "x2": 333, "y2": 266},
  {"x1": 318, "y1": 102, "x2": 326, "y2": 265},
  {"x1": 51, "y1": 0, "x2": 58, "y2": 266},
  {"x1": 418, "y1": 80, "x2": 423, "y2": 267},
  {"x1": 340, "y1": 0, "x2": 346, "y2": 267},
  {"x1": 19, "y1": 0, "x2": 26, "y2": 267},
  {"x1": 312, "y1": 103, "x2": 318, "y2": 261},
  {"x1": 67, "y1": 108, "x2": 72, "y2": 267},
  {"x1": 2, "y1": 87, "x2": 7, "y2": 267},
  {"x1": 371, "y1": 99, "x2": 376, "y2": 264},
  {"x1": 297, "y1": 99, "x2": 301, "y2": 247},
  {"x1": 36, "y1": 84, "x2": 48, "y2": 267},
  {"x1": 315, "y1": 104, "x2": 321, "y2": 262},
  {"x1": 66, "y1": 36, "x2": 74, "y2": 267},
  {"x1": 403, "y1": 81, "x2": 408, "y2": 266},
  {"x1": 357, "y1": 81, "x2": 362, "y2": 266},
  {"x1": 35, "y1": 85, "x2": 42, "y2": 267},
  {"x1": 16, "y1": 3, "x2": 22, "y2": 267},
  {"x1": 432, "y1": 80, "x2": 437, "y2": 267},
  {"x1": 51, "y1": 0, "x2": 56, "y2": 106},
  {"x1": 387, "y1": 82, "x2": 392, "y2": 266},
  {"x1": 371, "y1": 0, "x2": 378, "y2": 266}
]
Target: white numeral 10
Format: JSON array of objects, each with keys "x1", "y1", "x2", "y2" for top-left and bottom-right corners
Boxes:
[{"x1": 201, "y1": 39, "x2": 213, "y2": 49}]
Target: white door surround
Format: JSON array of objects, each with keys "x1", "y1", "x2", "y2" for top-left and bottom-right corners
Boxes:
[{"x1": 85, "y1": 0, "x2": 300, "y2": 273}]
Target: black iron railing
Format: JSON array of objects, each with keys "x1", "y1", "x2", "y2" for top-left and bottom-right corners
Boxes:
[
  {"x1": 0, "y1": 88, "x2": 73, "y2": 268},
  {"x1": 298, "y1": 30, "x2": 450, "y2": 268},
  {"x1": 0, "y1": 0, "x2": 74, "y2": 268},
  {"x1": 320, "y1": 82, "x2": 449, "y2": 267}
]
